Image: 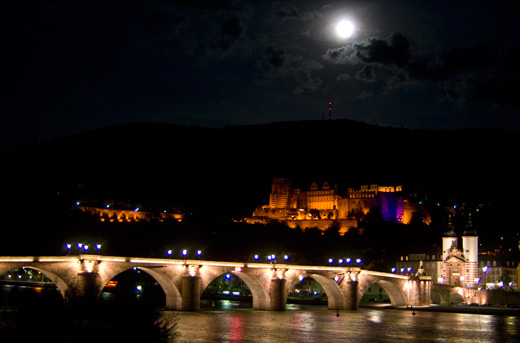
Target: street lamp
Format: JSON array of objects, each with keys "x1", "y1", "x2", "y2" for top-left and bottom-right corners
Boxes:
[
  {"x1": 167, "y1": 250, "x2": 172, "y2": 257},
  {"x1": 197, "y1": 250, "x2": 202, "y2": 259},
  {"x1": 182, "y1": 249, "x2": 188, "y2": 258}
]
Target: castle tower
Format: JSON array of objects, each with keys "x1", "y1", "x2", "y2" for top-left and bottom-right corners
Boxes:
[
  {"x1": 462, "y1": 213, "x2": 479, "y2": 288},
  {"x1": 442, "y1": 215, "x2": 458, "y2": 262},
  {"x1": 269, "y1": 178, "x2": 291, "y2": 209}
]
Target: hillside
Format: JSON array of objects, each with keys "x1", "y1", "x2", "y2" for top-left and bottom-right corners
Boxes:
[{"x1": 1, "y1": 120, "x2": 518, "y2": 256}]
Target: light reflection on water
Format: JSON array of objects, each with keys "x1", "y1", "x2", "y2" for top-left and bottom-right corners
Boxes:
[{"x1": 167, "y1": 301, "x2": 520, "y2": 343}]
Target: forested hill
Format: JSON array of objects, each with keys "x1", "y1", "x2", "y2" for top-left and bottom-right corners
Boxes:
[
  {"x1": 2, "y1": 119, "x2": 518, "y2": 222},
  {"x1": 1, "y1": 119, "x2": 519, "y2": 257}
]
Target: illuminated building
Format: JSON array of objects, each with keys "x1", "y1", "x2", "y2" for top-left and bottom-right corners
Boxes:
[
  {"x1": 479, "y1": 252, "x2": 518, "y2": 291},
  {"x1": 74, "y1": 204, "x2": 183, "y2": 223},
  {"x1": 395, "y1": 247, "x2": 443, "y2": 281},
  {"x1": 246, "y1": 178, "x2": 419, "y2": 234},
  {"x1": 440, "y1": 215, "x2": 479, "y2": 289}
]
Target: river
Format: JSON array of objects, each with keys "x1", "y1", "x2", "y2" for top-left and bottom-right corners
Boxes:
[
  {"x1": 1, "y1": 285, "x2": 519, "y2": 343},
  {"x1": 170, "y1": 300, "x2": 519, "y2": 343}
]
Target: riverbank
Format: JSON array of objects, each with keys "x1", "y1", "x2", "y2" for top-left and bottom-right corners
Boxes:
[{"x1": 394, "y1": 304, "x2": 520, "y2": 316}]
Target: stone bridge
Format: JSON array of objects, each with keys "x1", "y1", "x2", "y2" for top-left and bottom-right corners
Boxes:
[{"x1": 0, "y1": 255, "x2": 431, "y2": 311}]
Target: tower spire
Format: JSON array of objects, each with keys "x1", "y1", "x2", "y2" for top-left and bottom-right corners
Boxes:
[
  {"x1": 444, "y1": 214, "x2": 456, "y2": 237},
  {"x1": 463, "y1": 212, "x2": 477, "y2": 235}
]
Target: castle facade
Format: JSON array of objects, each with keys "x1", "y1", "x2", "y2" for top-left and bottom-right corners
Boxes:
[{"x1": 246, "y1": 178, "x2": 416, "y2": 234}]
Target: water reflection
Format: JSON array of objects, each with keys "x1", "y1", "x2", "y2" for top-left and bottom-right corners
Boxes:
[{"x1": 169, "y1": 301, "x2": 520, "y2": 343}]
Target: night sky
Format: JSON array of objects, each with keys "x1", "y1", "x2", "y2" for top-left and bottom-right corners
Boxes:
[{"x1": 3, "y1": 0, "x2": 520, "y2": 150}]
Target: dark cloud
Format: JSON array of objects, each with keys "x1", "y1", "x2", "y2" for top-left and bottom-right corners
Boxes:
[
  {"x1": 275, "y1": 5, "x2": 314, "y2": 22},
  {"x1": 355, "y1": 33, "x2": 411, "y2": 68},
  {"x1": 322, "y1": 28, "x2": 520, "y2": 112},
  {"x1": 355, "y1": 65, "x2": 376, "y2": 83},
  {"x1": 264, "y1": 46, "x2": 286, "y2": 68}
]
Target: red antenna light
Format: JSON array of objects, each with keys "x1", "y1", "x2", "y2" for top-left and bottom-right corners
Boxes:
[{"x1": 328, "y1": 101, "x2": 332, "y2": 119}]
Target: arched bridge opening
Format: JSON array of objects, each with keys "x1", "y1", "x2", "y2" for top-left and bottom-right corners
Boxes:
[
  {"x1": 200, "y1": 272, "x2": 253, "y2": 309},
  {"x1": 0, "y1": 266, "x2": 65, "y2": 308},
  {"x1": 100, "y1": 267, "x2": 167, "y2": 308}
]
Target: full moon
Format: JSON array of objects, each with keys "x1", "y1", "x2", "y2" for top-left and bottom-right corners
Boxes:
[{"x1": 336, "y1": 20, "x2": 355, "y2": 39}]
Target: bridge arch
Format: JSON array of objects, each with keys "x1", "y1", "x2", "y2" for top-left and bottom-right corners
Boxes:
[
  {"x1": 99, "y1": 266, "x2": 183, "y2": 310},
  {"x1": 200, "y1": 269, "x2": 271, "y2": 310},
  {"x1": 285, "y1": 272, "x2": 346, "y2": 309},
  {"x1": 358, "y1": 278, "x2": 408, "y2": 307},
  {"x1": 1, "y1": 265, "x2": 68, "y2": 300}
]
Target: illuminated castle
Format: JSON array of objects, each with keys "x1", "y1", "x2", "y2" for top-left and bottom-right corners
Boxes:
[{"x1": 246, "y1": 178, "x2": 418, "y2": 234}]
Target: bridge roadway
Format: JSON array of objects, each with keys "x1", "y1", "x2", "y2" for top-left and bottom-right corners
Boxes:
[{"x1": 0, "y1": 255, "x2": 431, "y2": 311}]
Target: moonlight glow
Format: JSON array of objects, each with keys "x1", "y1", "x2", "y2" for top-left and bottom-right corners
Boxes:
[{"x1": 336, "y1": 20, "x2": 354, "y2": 39}]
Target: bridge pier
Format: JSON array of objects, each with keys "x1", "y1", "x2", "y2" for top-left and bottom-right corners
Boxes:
[
  {"x1": 407, "y1": 276, "x2": 432, "y2": 307},
  {"x1": 269, "y1": 278, "x2": 287, "y2": 311},
  {"x1": 343, "y1": 280, "x2": 359, "y2": 310},
  {"x1": 181, "y1": 275, "x2": 202, "y2": 311}
]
